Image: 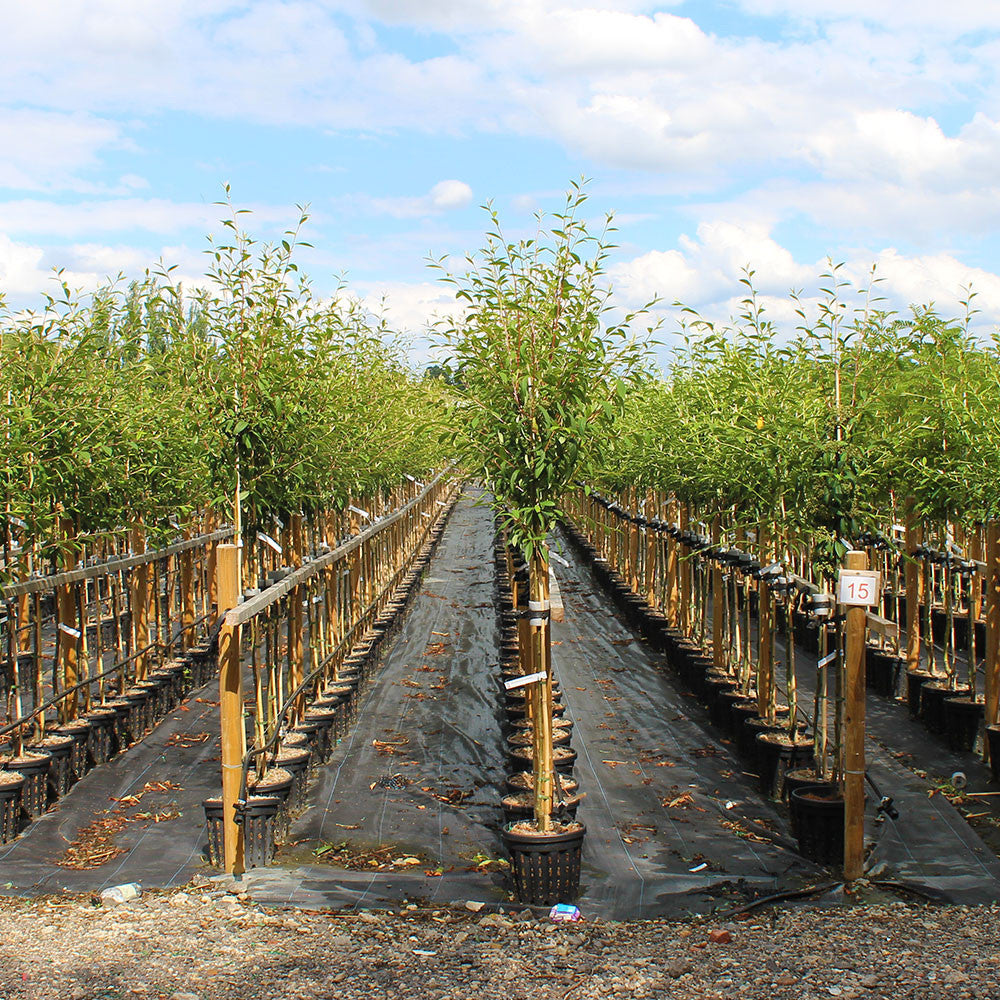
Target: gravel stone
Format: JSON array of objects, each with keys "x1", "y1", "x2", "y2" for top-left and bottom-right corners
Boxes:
[{"x1": 0, "y1": 892, "x2": 998, "y2": 999}]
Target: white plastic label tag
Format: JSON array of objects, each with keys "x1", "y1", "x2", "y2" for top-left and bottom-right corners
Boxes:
[
  {"x1": 837, "y1": 569, "x2": 881, "y2": 607},
  {"x1": 257, "y1": 532, "x2": 282, "y2": 554},
  {"x1": 504, "y1": 671, "x2": 546, "y2": 690}
]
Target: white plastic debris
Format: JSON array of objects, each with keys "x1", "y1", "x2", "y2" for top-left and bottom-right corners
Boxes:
[{"x1": 100, "y1": 883, "x2": 142, "y2": 905}]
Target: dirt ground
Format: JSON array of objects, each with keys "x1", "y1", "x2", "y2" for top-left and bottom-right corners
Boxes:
[{"x1": 0, "y1": 884, "x2": 998, "y2": 1000}]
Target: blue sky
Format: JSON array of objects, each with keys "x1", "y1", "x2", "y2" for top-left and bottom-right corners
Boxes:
[{"x1": 3, "y1": 1, "x2": 1000, "y2": 363}]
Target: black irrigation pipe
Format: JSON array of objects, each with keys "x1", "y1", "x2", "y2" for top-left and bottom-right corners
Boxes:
[
  {"x1": 235, "y1": 486, "x2": 457, "y2": 805},
  {"x1": 0, "y1": 611, "x2": 214, "y2": 744}
]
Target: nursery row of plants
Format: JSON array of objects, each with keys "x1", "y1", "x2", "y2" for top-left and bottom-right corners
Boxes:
[{"x1": 206, "y1": 474, "x2": 457, "y2": 871}]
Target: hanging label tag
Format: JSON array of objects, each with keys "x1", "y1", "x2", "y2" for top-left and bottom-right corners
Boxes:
[
  {"x1": 550, "y1": 552, "x2": 570, "y2": 568},
  {"x1": 421, "y1": 512, "x2": 431, "y2": 519},
  {"x1": 818, "y1": 650, "x2": 837, "y2": 668},
  {"x1": 404, "y1": 474, "x2": 416, "y2": 483},
  {"x1": 504, "y1": 670, "x2": 547, "y2": 690},
  {"x1": 435, "y1": 500, "x2": 448, "y2": 507},
  {"x1": 257, "y1": 532, "x2": 282, "y2": 554},
  {"x1": 348, "y1": 505, "x2": 371, "y2": 521},
  {"x1": 59, "y1": 623, "x2": 82, "y2": 639}
]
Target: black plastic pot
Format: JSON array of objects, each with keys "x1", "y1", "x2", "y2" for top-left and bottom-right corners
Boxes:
[
  {"x1": 0, "y1": 772, "x2": 25, "y2": 843},
  {"x1": 738, "y1": 710, "x2": 790, "y2": 764},
  {"x1": 202, "y1": 796, "x2": 225, "y2": 867},
  {"x1": 943, "y1": 696, "x2": 985, "y2": 753},
  {"x1": 236, "y1": 794, "x2": 282, "y2": 868},
  {"x1": 35, "y1": 736, "x2": 75, "y2": 801},
  {"x1": 502, "y1": 790, "x2": 582, "y2": 825},
  {"x1": 704, "y1": 672, "x2": 739, "y2": 726},
  {"x1": 504, "y1": 772, "x2": 579, "y2": 798},
  {"x1": 756, "y1": 731, "x2": 813, "y2": 799},
  {"x1": 302, "y1": 709, "x2": 338, "y2": 761},
  {"x1": 790, "y1": 785, "x2": 844, "y2": 866},
  {"x1": 921, "y1": 681, "x2": 970, "y2": 734},
  {"x1": 905, "y1": 669, "x2": 937, "y2": 718},
  {"x1": 866, "y1": 647, "x2": 902, "y2": 699},
  {"x1": 4, "y1": 751, "x2": 52, "y2": 818},
  {"x1": 987, "y1": 726, "x2": 1000, "y2": 783},
  {"x1": 503, "y1": 821, "x2": 586, "y2": 905},
  {"x1": 83, "y1": 707, "x2": 118, "y2": 766},
  {"x1": 507, "y1": 745, "x2": 577, "y2": 776},
  {"x1": 121, "y1": 688, "x2": 152, "y2": 741},
  {"x1": 52, "y1": 719, "x2": 93, "y2": 778},
  {"x1": 272, "y1": 747, "x2": 311, "y2": 810}
]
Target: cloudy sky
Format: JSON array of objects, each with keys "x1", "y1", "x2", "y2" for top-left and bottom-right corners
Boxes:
[{"x1": 2, "y1": 1, "x2": 999, "y2": 360}]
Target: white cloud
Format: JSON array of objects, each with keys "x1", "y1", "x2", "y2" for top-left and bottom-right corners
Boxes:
[{"x1": 370, "y1": 180, "x2": 473, "y2": 218}]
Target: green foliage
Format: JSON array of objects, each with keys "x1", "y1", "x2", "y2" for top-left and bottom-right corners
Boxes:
[
  {"x1": 0, "y1": 199, "x2": 447, "y2": 576},
  {"x1": 433, "y1": 181, "x2": 657, "y2": 557}
]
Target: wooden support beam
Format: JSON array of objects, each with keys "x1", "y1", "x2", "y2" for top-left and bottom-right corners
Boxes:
[
  {"x1": 712, "y1": 515, "x2": 724, "y2": 669},
  {"x1": 843, "y1": 548, "x2": 868, "y2": 883},
  {"x1": 217, "y1": 543, "x2": 245, "y2": 876},
  {"x1": 904, "y1": 500, "x2": 922, "y2": 673},
  {"x1": 986, "y1": 523, "x2": 1000, "y2": 758}
]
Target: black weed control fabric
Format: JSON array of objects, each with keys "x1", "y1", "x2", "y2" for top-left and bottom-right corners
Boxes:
[
  {"x1": 5, "y1": 489, "x2": 998, "y2": 915},
  {"x1": 0, "y1": 679, "x2": 225, "y2": 894},
  {"x1": 242, "y1": 494, "x2": 825, "y2": 918}
]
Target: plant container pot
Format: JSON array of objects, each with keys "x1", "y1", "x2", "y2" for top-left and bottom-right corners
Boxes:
[
  {"x1": 866, "y1": 648, "x2": 902, "y2": 698},
  {"x1": 302, "y1": 709, "x2": 338, "y2": 761},
  {"x1": 905, "y1": 669, "x2": 937, "y2": 718},
  {"x1": 507, "y1": 729, "x2": 572, "y2": 750},
  {"x1": 717, "y1": 691, "x2": 752, "y2": 736},
  {"x1": 248, "y1": 768, "x2": 295, "y2": 842},
  {"x1": 987, "y1": 726, "x2": 1000, "y2": 783},
  {"x1": 202, "y1": 797, "x2": 225, "y2": 867},
  {"x1": 105, "y1": 699, "x2": 134, "y2": 752},
  {"x1": 502, "y1": 791, "x2": 582, "y2": 825},
  {"x1": 705, "y1": 673, "x2": 739, "y2": 726},
  {"x1": 942, "y1": 696, "x2": 985, "y2": 753},
  {"x1": 35, "y1": 735, "x2": 75, "y2": 801},
  {"x1": 728, "y1": 698, "x2": 761, "y2": 739},
  {"x1": 4, "y1": 750, "x2": 52, "y2": 818},
  {"x1": 737, "y1": 709, "x2": 791, "y2": 763},
  {"x1": 0, "y1": 771, "x2": 25, "y2": 843},
  {"x1": 121, "y1": 688, "x2": 151, "y2": 741},
  {"x1": 790, "y1": 785, "x2": 844, "y2": 866},
  {"x1": 52, "y1": 719, "x2": 93, "y2": 778},
  {"x1": 921, "y1": 681, "x2": 971, "y2": 734},
  {"x1": 236, "y1": 794, "x2": 282, "y2": 868},
  {"x1": 507, "y1": 744, "x2": 577, "y2": 776},
  {"x1": 755, "y1": 731, "x2": 814, "y2": 799},
  {"x1": 505, "y1": 771, "x2": 579, "y2": 798},
  {"x1": 83, "y1": 707, "x2": 118, "y2": 766},
  {"x1": 272, "y1": 746, "x2": 312, "y2": 810},
  {"x1": 503, "y1": 821, "x2": 586, "y2": 906}
]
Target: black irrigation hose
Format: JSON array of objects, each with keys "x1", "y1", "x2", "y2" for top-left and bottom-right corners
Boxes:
[{"x1": 0, "y1": 611, "x2": 213, "y2": 743}]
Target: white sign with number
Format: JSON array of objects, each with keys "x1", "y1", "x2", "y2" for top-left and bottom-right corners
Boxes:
[{"x1": 837, "y1": 569, "x2": 881, "y2": 607}]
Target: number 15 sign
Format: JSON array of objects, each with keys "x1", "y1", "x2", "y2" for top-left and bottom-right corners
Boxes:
[{"x1": 837, "y1": 569, "x2": 882, "y2": 607}]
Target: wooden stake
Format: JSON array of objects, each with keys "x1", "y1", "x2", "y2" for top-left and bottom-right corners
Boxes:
[
  {"x1": 180, "y1": 526, "x2": 195, "y2": 651},
  {"x1": 217, "y1": 543, "x2": 245, "y2": 875},
  {"x1": 130, "y1": 527, "x2": 150, "y2": 681},
  {"x1": 711, "y1": 515, "x2": 724, "y2": 668},
  {"x1": 904, "y1": 500, "x2": 922, "y2": 674},
  {"x1": 843, "y1": 548, "x2": 867, "y2": 882},
  {"x1": 530, "y1": 548, "x2": 554, "y2": 831},
  {"x1": 985, "y1": 523, "x2": 1000, "y2": 755}
]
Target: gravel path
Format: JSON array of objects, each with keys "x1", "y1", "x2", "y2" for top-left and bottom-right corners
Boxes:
[{"x1": 0, "y1": 886, "x2": 998, "y2": 999}]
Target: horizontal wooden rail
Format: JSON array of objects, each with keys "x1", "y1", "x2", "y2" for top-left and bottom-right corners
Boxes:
[{"x1": 0, "y1": 528, "x2": 232, "y2": 600}]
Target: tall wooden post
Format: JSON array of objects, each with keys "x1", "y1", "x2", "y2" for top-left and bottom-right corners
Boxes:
[
  {"x1": 288, "y1": 514, "x2": 304, "y2": 720},
  {"x1": 130, "y1": 527, "x2": 150, "y2": 680},
  {"x1": 985, "y1": 523, "x2": 1000, "y2": 761},
  {"x1": 180, "y1": 527, "x2": 195, "y2": 651},
  {"x1": 712, "y1": 515, "x2": 724, "y2": 668},
  {"x1": 843, "y1": 549, "x2": 868, "y2": 882},
  {"x1": 666, "y1": 498, "x2": 679, "y2": 627},
  {"x1": 678, "y1": 504, "x2": 690, "y2": 634},
  {"x1": 217, "y1": 544, "x2": 245, "y2": 875},
  {"x1": 904, "y1": 501, "x2": 922, "y2": 674},
  {"x1": 757, "y1": 526, "x2": 773, "y2": 719},
  {"x1": 56, "y1": 517, "x2": 79, "y2": 720},
  {"x1": 530, "y1": 548, "x2": 554, "y2": 831}
]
